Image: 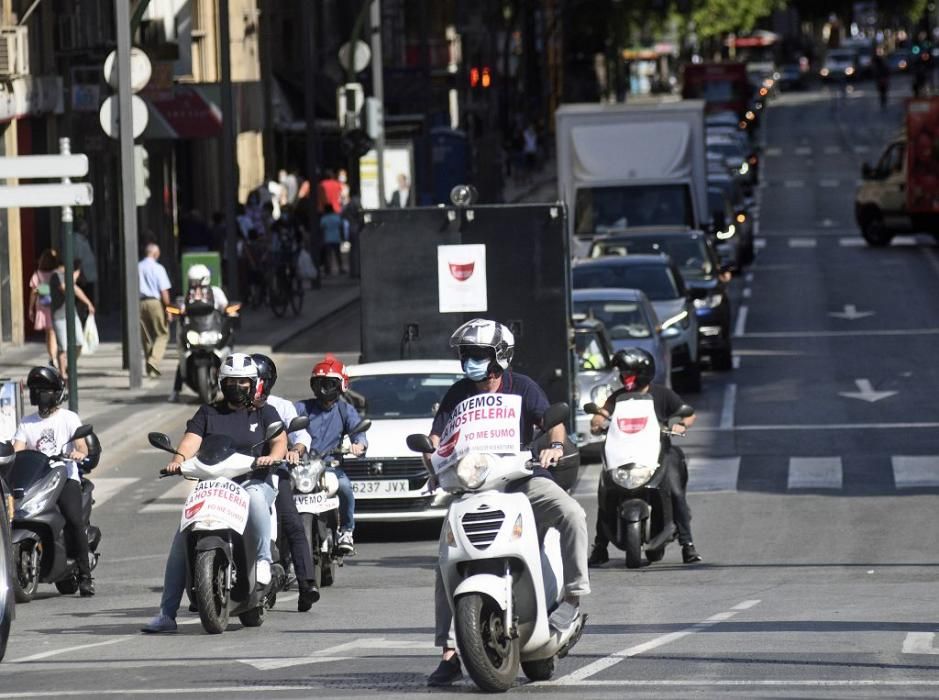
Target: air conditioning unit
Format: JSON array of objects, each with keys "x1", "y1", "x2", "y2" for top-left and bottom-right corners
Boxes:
[{"x1": 0, "y1": 26, "x2": 28, "y2": 78}]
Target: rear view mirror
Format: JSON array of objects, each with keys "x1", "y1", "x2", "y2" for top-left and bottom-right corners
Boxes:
[
  {"x1": 406, "y1": 434, "x2": 435, "y2": 454},
  {"x1": 148, "y1": 432, "x2": 176, "y2": 454},
  {"x1": 349, "y1": 419, "x2": 371, "y2": 436},
  {"x1": 71, "y1": 424, "x2": 94, "y2": 441},
  {"x1": 674, "y1": 404, "x2": 694, "y2": 419},
  {"x1": 287, "y1": 415, "x2": 309, "y2": 433},
  {"x1": 582, "y1": 402, "x2": 600, "y2": 415},
  {"x1": 542, "y1": 403, "x2": 570, "y2": 431},
  {"x1": 0, "y1": 441, "x2": 14, "y2": 466},
  {"x1": 264, "y1": 421, "x2": 285, "y2": 442}
]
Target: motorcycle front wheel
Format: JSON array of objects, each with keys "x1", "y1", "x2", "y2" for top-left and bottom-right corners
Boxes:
[
  {"x1": 195, "y1": 549, "x2": 230, "y2": 634},
  {"x1": 0, "y1": 510, "x2": 14, "y2": 660},
  {"x1": 195, "y1": 365, "x2": 214, "y2": 405},
  {"x1": 624, "y1": 521, "x2": 643, "y2": 569},
  {"x1": 12, "y1": 542, "x2": 39, "y2": 603},
  {"x1": 455, "y1": 593, "x2": 520, "y2": 692}
]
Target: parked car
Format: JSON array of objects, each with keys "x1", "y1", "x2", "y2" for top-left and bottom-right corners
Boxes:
[
  {"x1": 709, "y1": 177, "x2": 755, "y2": 267},
  {"x1": 707, "y1": 134, "x2": 756, "y2": 189},
  {"x1": 588, "y1": 230, "x2": 734, "y2": 370},
  {"x1": 343, "y1": 360, "x2": 465, "y2": 523},
  {"x1": 569, "y1": 318, "x2": 622, "y2": 450},
  {"x1": 572, "y1": 255, "x2": 701, "y2": 392},
  {"x1": 777, "y1": 62, "x2": 806, "y2": 90}
]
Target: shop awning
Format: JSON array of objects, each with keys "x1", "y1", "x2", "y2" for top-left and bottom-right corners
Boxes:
[{"x1": 141, "y1": 82, "x2": 264, "y2": 140}]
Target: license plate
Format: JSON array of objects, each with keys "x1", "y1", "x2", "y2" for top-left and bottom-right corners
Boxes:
[
  {"x1": 294, "y1": 492, "x2": 339, "y2": 514},
  {"x1": 351, "y1": 479, "x2": 410, "y2": 499}
]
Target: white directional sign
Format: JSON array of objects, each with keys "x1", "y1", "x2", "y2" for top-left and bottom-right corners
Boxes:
[
  {"x1": 103, "y1": 47, "x2": 152, "y2": 92},
  {"x1": 99, "y1": 94, "x2": 148, "y2": 140},
  {"x1": 0, "y1": 183, "x2": 94, "y2": 208},
  {"x1": 839, "y1": 378, "x2": 896, "y2": 403},
  {"x1": 829, "y1": 304, "x2": 874, "y2": 320},
  {"x1": 0, "y1": 154, "x2": 89, "y2": 179}
]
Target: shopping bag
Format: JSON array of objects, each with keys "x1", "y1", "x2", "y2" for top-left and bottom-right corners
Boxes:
[
  {"x1": 296, "y1": 248, "x2": 318, "y2": 281},
  {"x1": 83, "y1": 314, "x2": 100, "y2": 355}
]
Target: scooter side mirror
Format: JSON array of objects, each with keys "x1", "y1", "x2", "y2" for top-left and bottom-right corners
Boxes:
[
  {"x1": 542, "y1": 403, "x2": 570, "y2": 430},
  {"x1": 148, "y1": 432, "x2": 177, "y2": 454},
  {"x1": 264, "y1": 421, "x2": 285, "y2": 442},
  {"x1": 582, "y1": 402, "x2": 600, "y2": 415},
  {"x1": 287, "y1": 415, "x2": 309, "y2": 433},
  {"x1": 71, "y1": 424, "x2": 94, "y2": 441},
  {"x1": 0, "y1": 441, "x2": 14, "y2": 466},
  {"x1": 349, "y1": 419, "x2": 371, "y2": 436},
  {"x1": 406, "y1": 433, "x2": 435, "y2": 454},
  {"x1": 668, "y1": 405, "x2": 694, "y2": 427}
]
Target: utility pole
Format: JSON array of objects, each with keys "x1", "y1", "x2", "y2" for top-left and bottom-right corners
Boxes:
[
  {"x1": 219, "y1": 0, "x2": 239, "y2": 299},
  {"x1": 59, "y1": 138, "x2": 78, "y2": 409},
  {"x1": 370, "y1": 0, "x2": 386, "y2": 207},
  {"x1": 115, "y1": 0, "x2": 143, "y2": 390},
  {"x1": 302, "y1": 0, "x2": 320, "y2": 241}
]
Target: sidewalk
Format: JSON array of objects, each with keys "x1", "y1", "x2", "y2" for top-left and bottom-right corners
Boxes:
[{"x1": 502, "y1": 155, "x2": 557, "y2": 204}]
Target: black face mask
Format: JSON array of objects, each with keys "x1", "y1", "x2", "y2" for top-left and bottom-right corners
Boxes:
[
  {"x1": 29, "y1": 389, "x2": 60, "y2": 417},
  {"x1": 220, "y1": 381, "x2": 252, "y2": 407},
  {"x1": 310, "y1": 377, "x2": 341, "y2": 404}
]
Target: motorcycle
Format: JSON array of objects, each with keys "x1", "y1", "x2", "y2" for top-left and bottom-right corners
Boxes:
[
  {"x1": 583, "y1": 396, "x2": 693, "y2": 568},
  {"x1": 0, "y1": 425, "x2": 102, "y2": 602},
  {"x1": 283, "y1": 419, "x2": 371, "y2": 593},
  {"x1": 406, "y1": 401, "x2": 585, "y2": 692},
  {"x1": 167, "y1": 298, "x2": 240, "y2": 404},
  {"x1": 148, "y1": 415, "x2": 305, "y2": 634},
  {"x1": 0, "y1": 462, "x2": 14, "y2": 661}
]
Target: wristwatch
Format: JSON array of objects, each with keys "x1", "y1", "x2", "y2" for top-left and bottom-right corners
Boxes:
[{"x1": 549, "y1": 441, "x2": 565, "y2": 451}]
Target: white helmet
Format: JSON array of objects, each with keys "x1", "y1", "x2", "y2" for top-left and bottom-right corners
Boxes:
[
  {"x1": 449, "y1": 318, "x2": 515, "y2": 370},
  {"x1": 187, "y1": 263, "x2": 211, "y2": 287},
  {"x1": 219, "y1": 352, "x2": 258, "y2": 397}
]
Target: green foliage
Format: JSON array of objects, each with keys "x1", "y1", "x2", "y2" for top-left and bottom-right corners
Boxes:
[{"x1": 690, "y1": 0, "x2": 784, "y2": 40}]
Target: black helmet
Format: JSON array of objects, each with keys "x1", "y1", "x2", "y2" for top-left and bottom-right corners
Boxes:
[
  {"x1": 611, "y1": 348, "x2": 655, "y2": 392},
  {"x1": 251, "y1": 353, "x2": 277, "y2": 401},
  {"x1": 26, "y1": 366, "x2": 66, "y2": 416}
]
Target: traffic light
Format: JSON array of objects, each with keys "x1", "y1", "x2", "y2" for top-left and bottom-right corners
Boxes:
[
  {"x1": 341, "y1": 128, "x2": 374, "y2": 158},
  {"x1": 134, "y1": 144, "x2": 150, "y2": 206},
  {"x1": 468, "y1": 65, "x2": 492, "y2": 89}
]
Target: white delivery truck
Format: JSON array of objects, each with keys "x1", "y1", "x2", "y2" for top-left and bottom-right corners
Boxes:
[{"x1": 555, "y1": 99, "x2": 709, "y2": 257}]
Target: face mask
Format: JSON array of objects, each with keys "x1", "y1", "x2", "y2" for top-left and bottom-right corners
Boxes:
[
  {"x1": 221, "y1": 381, "x2": 252, "y2": 406},
  {"x1": 338, "y1": 174, "x2": 347, "y2": 184},
  {"x1": 463, "y1": 358, "x2": 492, "y2": 382},
  {"x1": 30, "y1": 389, "x2": 58, "y2": 417}
]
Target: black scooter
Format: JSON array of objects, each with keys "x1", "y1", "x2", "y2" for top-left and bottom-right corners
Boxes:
[
  {"x1": 0, "y1": 426, "x2": 102, "y2": 600},
  {"x1": 168, "y1": 298, "x2": 239, "y2": 404}
]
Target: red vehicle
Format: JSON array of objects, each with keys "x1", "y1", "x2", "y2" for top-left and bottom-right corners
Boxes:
[{"x1": 681, "y1": 62, "x2": 752, "y2": 118}]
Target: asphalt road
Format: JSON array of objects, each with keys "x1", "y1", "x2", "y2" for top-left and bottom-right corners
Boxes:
[{"x1": 4, "y1": 80, "x2": 939, "y2": 699}]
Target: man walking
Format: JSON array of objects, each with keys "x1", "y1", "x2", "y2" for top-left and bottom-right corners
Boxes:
[{"x1": 138, "y1": 243, "x2": 172, "y2": 377}]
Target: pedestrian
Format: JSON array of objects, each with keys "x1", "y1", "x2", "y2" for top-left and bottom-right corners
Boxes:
[
  {"x1": 872, "y1": 49, "x2": 889, "y2": 110},
  {"x1": 523, "y1": 122, "x2": 539, "y2": 179},
  {"x1": 28, "y1": 248, "x2": 61, "y2": 367},
  {"x1": 387, "y1": 173, "x2": 412, "y2": 208},
  {"x1": 49, "y1": 258, "x2": 94, "y2": 381},
  {"x1": 319, "y1": 203, "x2": 347, "y2": 275},
  {"x1": 73, "y1": 222, "x2": 97, "y2": 322},
  {"x1": 138, "y1": 242, "x2": 172, "y2": 378},
  {"x1": 318, "y1": 169, "x2": 343, "y2": 214}
]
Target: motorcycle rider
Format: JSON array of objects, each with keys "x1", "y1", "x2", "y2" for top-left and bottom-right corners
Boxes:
[
  {"x1": 142, "y1": 353, "x2": 286, "y2": 633},
  {"x1": 426, "y1": 319, "x2": 590, "y2": 687},
  {"x1": 168, "y1": 263, "x2": 231, "y2": 403},
  {"x1": 294, "y1": 354, "x2": 365, "y2": 556},
  {"x1": 11, "y1": 366, "x2": 95, "y2": 596},
  {"x1": 250, "y1": 353, "x2": 320, "y2": 611},
  {"x1": 588, "y1": 347, "x2": 701, "y2": 566}
]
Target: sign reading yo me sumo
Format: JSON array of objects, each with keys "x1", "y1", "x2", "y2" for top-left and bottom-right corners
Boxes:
[
  {"x1": 437, "y1": 244, "x2": 487, "y2": 313},
  {"x1": 431, "y1": 393, "x2": 522, "y2": 474},
  {"x1": 179, "y1": 478, "x2": 251, "y2": 534}
]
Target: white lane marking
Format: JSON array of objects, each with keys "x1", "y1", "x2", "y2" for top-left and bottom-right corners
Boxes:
[
  {"x1": 765, "y1": 146, "x2": 782, "y2": 156},
  {"x1": 549, "y1": 680, "x2": 939, "y2": 688},
  {"x1": 744, "y1": 272, "x2": 754, "y2": 283},
  {"x1": 839, "y1": 237, "x2": 865, "y2": 246},
  {"x1": 732, "y1": 599, "x2": 761, "y2": 610},
  {"x1": 925, "y1": 248, "x2": 939, "y2": 278},
  {"x1": 903, "y1": 632, "x2": 939, "y2": 654},
  {"x1": 820, "y1": 179, "x2": 840, "y2": 187},
  {"x1": 741, "y1": 328, "x2": 939, "y2": 339},
  {"x1": 687, "y1": 457, "x2": 741, "y2": 492},
  {"x1": 839, "y1": 378, "x2": 897, "y2": 403},
  {"x1": 788, "y1": 457, "x2": 843, "y2": 489},
  {"x1": 8, "y1": 637, "x2": 129, "y2": 663},
  {"x1": 794, "y1": 146, "x2": 812, "y2": 155},
  {"x1": 784, "y1": 179, "x2": 804, "y2": 188},
  {"x1": 823, "y1": 146, "x2": 842, "y2": 155},
  {"x1": 854, "y1": 144, "x2": 870, "y2": 154},
  {"x1": 733, "y1": 305, "x2": 748, "y2": 338},
  {"x1": 742, "y1": 287, "x2": 752, "y2": 299},
  {"x1": 552, "y1": 599, "x2": 760, "y2": 683},
  {"x1": 788, "y1": 238, "x2": 817, "y2": 248},
  {"x1": 719, "y1": 384, "x2": 737, "y2": 430},
  {"x1": 892, "y1": 456, "x2": 939, "y2": 489},
  {"x1": 893, "y1": 235, "x2": 921, "y2": 246},
  {"x1": 241, "y1": 638, "x2": 436, "y2": 671},
  {"x1": 754, "y1": 238, "x2": 766, "y2": 249},
  {"x1": 90, "y1": 478, "x2": 139, "y2": 507},
  {"x1": 732, "y1": 354, "x2": 741, "y2": 370},
  {"x1": 140, "y1": 479, "x2": 194, "y2": 513},
  {"x1": 697, "y1": 422, "x2": 939, "y2": 432}
]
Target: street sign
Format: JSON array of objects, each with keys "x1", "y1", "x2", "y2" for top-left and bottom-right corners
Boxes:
[
  {"x1": 103, "y1": 47, "x2": 152, "y2": 92},
  {"x1": 336, "y1": 83, "x2": 364, "y2": 130},
  {"x1": 99, "y1": 94, "x2": 148, "y2": 139},
  {"x1": 338, "y1": 40, "x2": 371, "y2": 73},
  {"x1": 0, "y1": 154, "x2": 89, "y2": 179},
  {"x1": 0, "y1": 183, "x2": 94, "y2": 208}
]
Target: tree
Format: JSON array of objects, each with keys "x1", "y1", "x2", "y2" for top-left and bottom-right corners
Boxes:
[{"x1": 689, "y1": 0, "x2": 785, "y2": 40}]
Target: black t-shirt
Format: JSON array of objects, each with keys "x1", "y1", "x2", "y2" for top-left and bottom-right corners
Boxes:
[
  {"x1": 604, "y1": 384, "x2": 687, "y2": 424},
  {"x1": 186, "y1": 402, "x2": 281, "y2": 479}
]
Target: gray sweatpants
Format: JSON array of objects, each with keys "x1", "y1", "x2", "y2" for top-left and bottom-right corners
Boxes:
[{"x1": 434, "y1": 476, "x2": 590, "y2": 648}]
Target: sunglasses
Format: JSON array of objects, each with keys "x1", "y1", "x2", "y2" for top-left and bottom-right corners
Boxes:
[{"x1": 459, "y1": 346, "x2": 493, "y2": 362}]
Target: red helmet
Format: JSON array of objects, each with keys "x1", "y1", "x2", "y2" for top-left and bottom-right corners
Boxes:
[{"x1": 311, "y1": 354, "x2": 349, "y2": 401}]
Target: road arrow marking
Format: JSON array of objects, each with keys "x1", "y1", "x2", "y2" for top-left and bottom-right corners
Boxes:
[
  {"x1": 903, "y1": 633, "x2": 939, "y2": 654},
  {"x1": 829, "y1": 304, "x2": 874, "y2": 320},
  {"x1": 239, "y1": 638, "x2": 436, "y2": 671},
  {"x1": 839, "y1": 378, "x2": 897, "y2": 403}
]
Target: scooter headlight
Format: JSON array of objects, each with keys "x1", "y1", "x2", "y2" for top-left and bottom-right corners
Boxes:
[
  {"x1": 611, "y1": 465, "x2": 654, "y2": 490},
  {"x1": 16, "y1": 470, "x2": 62, "y2": 518},
  {"x1": 456, "y1": 453, "x2": 494, "y2": 490},
  {"x1": 291, "y1": 461, "x2": 323, "y2": 494},
  {"x1": 187, "y1": 329, "x2": 222, "y2": 346},
  {"x1": 319, "y1": 469, "x2": 340, "y2": 497}
]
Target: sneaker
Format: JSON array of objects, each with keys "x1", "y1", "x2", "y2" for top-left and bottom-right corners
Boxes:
[
  {"x1": 427, "y1": 655, "x2": 462, "y2": 687},
  {"x1": 682, "y1": 544, "x2": 702, "y2": 564},
  {"x1": 549, "y1": 600, "x2": 581, "y2": 631},
  {"x1": 298, "y1": 584, "x2": 320, "y2": 612},
  {"x1": 146, "y1": 362, "x2": 161, "y2": 377},
  {"x1": 587, "y1": 545, "x2": 609, "y2": 568},
  {"x1": 141, "y1": 613, "x2": 177, "y2": 634},
  {"x1": 167, "y1": 391, "x2": 179, "y2": 403},
  {"x1": 256, "y1": 559, "x2": 272, "y2": 586},
  {"x1": 337, "y1": 530, "x2": 355, "y2": 556},
  {"x1": 79, "y1": 576, "x2": 95, "y2": 597}
]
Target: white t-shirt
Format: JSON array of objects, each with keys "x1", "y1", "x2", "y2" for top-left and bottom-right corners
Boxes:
[
  {"x1": 13, "y1": 409, "x2": 83, "y2": 481},
  {"x1": 266, "y1": 394, "x2": 312, "y2": 451}
]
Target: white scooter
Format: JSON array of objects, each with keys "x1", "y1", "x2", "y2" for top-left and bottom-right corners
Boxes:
[
  {"x1": 407, "y1": 402, "x2": 585, "y2": 692},
  {"x1": 148, "y1": 416, "x2": 307, "y2": 634}
]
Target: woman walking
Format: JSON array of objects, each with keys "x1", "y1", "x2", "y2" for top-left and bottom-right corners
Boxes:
[{"x1": 28, "y1": 249, "x2": 60, "y2": 367}]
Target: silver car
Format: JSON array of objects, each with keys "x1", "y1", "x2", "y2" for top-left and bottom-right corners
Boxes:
[{"x1": 571, "y1": 319, "x2": 621, "y2": 449}]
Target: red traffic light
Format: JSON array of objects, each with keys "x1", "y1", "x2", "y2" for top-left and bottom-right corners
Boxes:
[{"x1": 469, "y1": 66, "x2": 480, "y2": 88}]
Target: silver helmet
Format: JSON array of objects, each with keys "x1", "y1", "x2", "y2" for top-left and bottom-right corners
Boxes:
[{"x1": 449, "y1": 318, "x2": 515, "y2": 370}]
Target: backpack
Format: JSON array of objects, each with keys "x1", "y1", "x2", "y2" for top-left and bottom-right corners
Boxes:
[{"x1": 49, "y1": 272, "x2": 65, "y2": 312}]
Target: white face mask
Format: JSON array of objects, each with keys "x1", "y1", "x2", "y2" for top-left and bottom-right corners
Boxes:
[{"x1": 338, "y1": 174, "x2": 348, "y2": 184}]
